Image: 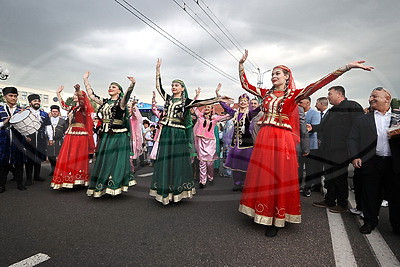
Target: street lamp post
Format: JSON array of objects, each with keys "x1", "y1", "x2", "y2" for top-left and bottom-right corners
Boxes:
[
  {"x1": 252, "y1": 67, "x2": 270, "y2": 88},
  {"x1": 0, "y1": 65, "x2": 10, "y2": 80}
]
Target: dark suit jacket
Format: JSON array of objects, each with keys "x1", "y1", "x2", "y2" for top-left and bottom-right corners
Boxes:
[
  {"x1": 313, "y1": 99, "x2": 363, "y2": 152},
  {"x1": 348, "y1": 110, "x2": 400, "y2": 174}
]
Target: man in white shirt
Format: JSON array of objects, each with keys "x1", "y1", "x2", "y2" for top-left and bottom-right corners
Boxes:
[
  {"x1": 24, "y1": 94, "x2": 51, "y2": 185},
  {"x1": 46, "y1": 105, "x2": 68, "y2": 176},
  {"x1": 348, "y1": 87, "x2": 400, "y2": 235}
]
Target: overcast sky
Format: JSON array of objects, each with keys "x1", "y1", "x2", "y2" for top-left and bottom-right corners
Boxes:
[{"x1": 1, "y1": 0, "x2": 399, "y2": 107}]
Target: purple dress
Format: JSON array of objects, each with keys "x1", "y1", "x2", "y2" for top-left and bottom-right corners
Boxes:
[{"x1": 220, "y1": 102, "x2": 260, "y2": 172}]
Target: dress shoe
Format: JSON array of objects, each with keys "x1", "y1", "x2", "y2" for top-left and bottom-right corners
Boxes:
[
  {"x1": 17, "y1": 184, "x2": 27, "y2": 191},
  {"x1": 208, "y1": 180, "x2": 214, "y2": 186},
  {"x1": 198, "y1": 183, "x2": 205, "y2": 189},
  {"x1": 34, "y1": 176, "x2": 45, "y2": 181},
  {"x1": 328, "y1": 205, "x2": 348, "y2": 213},
  {"x1": 359, "y1": 224, "x2": 374, "y2": 234},
  {"x1": 265, "y1": 226, "x2": 279, "y2": 237},
  {"x1": 232, "y1": 184, "x2": 243, "y2": 192},
  {"x1": 301, "y1": 188, "x2": 311, "y2": 197},
  {"x1": 0, "y1": 187, "x2": 5, "y2": 193},
  {"x1": 25, "y1": 180, "x2": 33, "y2": 186},
  {"x1": 313, "y1": 200, "x2": 335, "y2": 208}
]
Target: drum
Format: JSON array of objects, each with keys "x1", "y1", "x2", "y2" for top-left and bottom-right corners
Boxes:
[{"x1": 9, "y1": 110, "x2": 41, "y2": 135}]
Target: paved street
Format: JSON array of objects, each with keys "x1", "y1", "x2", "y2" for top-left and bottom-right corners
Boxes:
[{"x1": 1, "y1": 163, "x2": 399, "y2": 266}]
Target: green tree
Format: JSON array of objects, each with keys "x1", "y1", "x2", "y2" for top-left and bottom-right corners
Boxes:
[{"x1": 391, "y1": 98, "x2": 400, "y2": 109}]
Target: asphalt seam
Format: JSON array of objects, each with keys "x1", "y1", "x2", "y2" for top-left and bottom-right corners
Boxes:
[{"x1": 348, "y1": 190, "x2": 400, "y2": 267}]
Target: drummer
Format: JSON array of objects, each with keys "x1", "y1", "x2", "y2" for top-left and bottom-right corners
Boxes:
[
  {"x1": 0, "y1": 87, "x2": 27, "y2": 193},
  {"x1": 24, "y1": 94, "x2": 51, "y2": 186}
]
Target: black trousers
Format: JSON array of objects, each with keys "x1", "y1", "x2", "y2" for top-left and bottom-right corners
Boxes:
[
  {"x1": 324, "y1": 149, "x2": 349, "y2": 207},
  {"x1": 25, "y1": 162, "x2": 42, "y2": 181},
  {"x1": 304, "y1": 149, "x2": 322, "y2": 190},
  {"x1": 0, "y1": 164, "x2": 23, "y2": 187},
  {"x1": 361, "y1": 156, "x2": 400, "y2": 230},
  {"x1": 48, "y1": 156, "x2": 57, "y2": 173}
]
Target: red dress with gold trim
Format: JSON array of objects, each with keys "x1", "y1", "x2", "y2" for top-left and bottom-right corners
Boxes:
[
  {"x1": 51, "y1": 92, "x2": 94, "y2": 189},
  {"x1": 238, "y1": 64, "x2": 350, "y2": 227}
]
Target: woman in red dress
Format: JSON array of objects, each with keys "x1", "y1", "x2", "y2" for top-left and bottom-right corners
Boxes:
[
  {"x1": 238, "y1": 50, "x2": 373, "y2": 237},
  {"x1": 51, "y1": 84, "x2": 95, "y2": 189}
]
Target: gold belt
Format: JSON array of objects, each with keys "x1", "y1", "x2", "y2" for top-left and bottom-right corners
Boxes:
[
  {"x1": 102, "y1": 119, "x2": 123, "y2": 125},
  {"x1": 71, "y1": 123, "x2": 85, "y2": 127}
]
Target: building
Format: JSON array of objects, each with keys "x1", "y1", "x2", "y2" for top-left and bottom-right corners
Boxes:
[{"x1": 0, "y1": 83, "x2": 73, "y2": 115}]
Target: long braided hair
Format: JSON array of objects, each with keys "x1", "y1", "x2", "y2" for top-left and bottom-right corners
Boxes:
[{"x1": 202, "y1": 105, "x2": 214, "y2": 132}]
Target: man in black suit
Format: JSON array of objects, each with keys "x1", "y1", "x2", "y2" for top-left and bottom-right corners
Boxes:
[
  {"x1": 46, "y1": 105, "x2": 68, "y2": 176},
  {"x1": 348, "y1": 87, "x2": 400, "y2": 234},
  {"x1": 309, "y1": 86, "x2": 363, "y2": 213}
]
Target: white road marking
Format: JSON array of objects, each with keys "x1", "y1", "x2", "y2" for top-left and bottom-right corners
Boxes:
[
  {"x1": 137, "y1": 172, "x2": 153, "y2": 177},
  {"x1": 348, "y1": 190, "x2": 400, "y2": 267},
  {"x1": 327, "y1": 210, "x2": 357, "y2": 266},
  {"x1": 9, "y1": 253, "x2": 50, "y2": 267}
]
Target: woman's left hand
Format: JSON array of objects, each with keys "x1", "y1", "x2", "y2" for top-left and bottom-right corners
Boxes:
[
  {"x1": 347, "y1": 60, "x2": 374, "y2": 71},
  {"x1": 127, "y1": 76, "x2": 136, "y2": 83}
]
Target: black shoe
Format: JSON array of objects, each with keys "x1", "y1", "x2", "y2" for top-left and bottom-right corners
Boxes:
[
  {"x1": 208, "y1": 180, "x2": 214, "y2": 186},
  {"x1": 359, "y1": 224, "x2": 374, "y2": 234},
  {"x1": 265, "y1": 226, "x2": 279, "y2": 237},
  {"x1": 17, "y1": 184, "x2": 27, "y2": 191},
  {"x1": 233, "y1": 184, "x2": 241, "y2": 191},
  {"x1": 302, "y1": 188, "x2": 311, "y2": 197},
  {"x1": 34, "y1": 176, "x2": 45, "y2": 181},
  {"x1": 25, "y1": 180, "x2": 33, "y2": 186},
  {"x1": 313, "y1": 200, "x2": 335, "y2": 208},
  {"x1": 198, "y1": 183, "x2": 205, "y2": 189},
  {"x1": 0, "y1": 187, "x2": 5, "y2": 193}
]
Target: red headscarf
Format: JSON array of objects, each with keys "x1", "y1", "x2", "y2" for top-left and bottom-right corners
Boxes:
[{"x1": 273, "y1": 65, "x2": 300, "y2": 145}]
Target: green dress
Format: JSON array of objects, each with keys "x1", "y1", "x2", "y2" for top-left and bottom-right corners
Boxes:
[
  {"x1": 150, "y1": 77, "x2": 220, "y2": 204},
  {"x1": 87, "y1": 98, "x2": 136, "y2": 197},
  {"x1": 150, "y1": 98, "x2": 195, "y2": 204}
]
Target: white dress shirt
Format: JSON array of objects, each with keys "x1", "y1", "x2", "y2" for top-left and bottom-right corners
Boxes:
[
  {"x1": 374, "y1": 110, "x2": 392, "y2": 156},
  {"x1": 0, "y1": 104, "x2": 17, "y2": 128}
]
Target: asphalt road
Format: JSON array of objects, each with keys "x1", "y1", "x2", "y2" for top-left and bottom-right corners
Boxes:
[{"x1": 1, "y1": 163, "x2": 399, "y2": 266}]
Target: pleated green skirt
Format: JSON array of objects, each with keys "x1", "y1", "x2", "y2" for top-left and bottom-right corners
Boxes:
[
  {"x1": 87, "y1": 131, "x2": 136, "y2": 197},
  {"x1": 150, "y1": 126, "x2": 195, "y2": 205}
]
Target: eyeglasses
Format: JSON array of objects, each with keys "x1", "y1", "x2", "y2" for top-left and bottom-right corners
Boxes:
[{"x1": 373, "y1": 87, "x2": 392, "y2": 98}]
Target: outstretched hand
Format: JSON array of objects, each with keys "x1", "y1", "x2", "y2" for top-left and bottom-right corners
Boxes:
[
  {"x1": 220, "y1": 96, "x2": 234, "y2": 104},
  {"x1": 239, "y1": 49, "x2": 248, "y2": 64},
  {"x1": 156, "y1": 58, "x2": 162, "y2": 71},
  {"x1": 83, "y1": 71, "x2": 91, "y2": 80},
  {"x1": 73, "y1": 84, "x2": 80, "y2": 91},
  {"x1": 195, "y1": 87, "x2": 201, "y2": 99},
  {"x1": 347, "y1": 60, "x2": 374, "y2": 71},
  {"x1": 56, "y1": 85, "x2": 64, "y2": 94},
  {"x1": 215, "y1": 83, "x2": 222, "y2": 97},
  {"x1": 127, "y1": 76, "x2": 136, "y2": 84}
]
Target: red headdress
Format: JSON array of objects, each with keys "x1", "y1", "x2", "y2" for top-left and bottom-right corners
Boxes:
[{"x1": 273, "y1": 65, "x2": 300, "y2": 145}]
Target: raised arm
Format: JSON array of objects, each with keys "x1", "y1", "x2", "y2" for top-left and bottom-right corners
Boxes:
[
  {"x1": 295, "y1": 60, "x2": 374, "y2": 102},
  {"x1": 239, "y1": 50, "x2": 267, "y2": 98},
  {"x1": 83, "y1": 71, "x2": 103, "y2": 105},
  {"x1": 56, "y1": 85, "x2": 70, "y2": 112},
  {"x1": 151, "y1": 91, "x2": 161, "y2": 118},
  {"x1": 74, "y1": 84, "x2": 87, "y2": 110},
  {"x1": 156, "y1": 58, "x2": 167, "y2": 100},
  {"x1": 120, "y1": 76, "x2": 136, "y2": 110}
]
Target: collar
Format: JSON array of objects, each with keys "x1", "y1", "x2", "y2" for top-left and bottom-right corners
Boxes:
[{"x1": 374, "y1": 109, "x2": 391, "y2": 116}]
